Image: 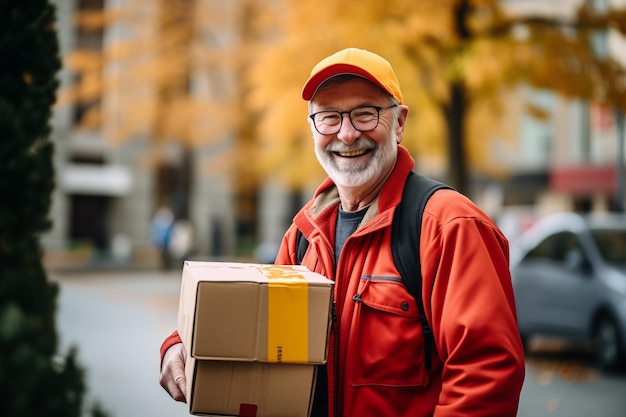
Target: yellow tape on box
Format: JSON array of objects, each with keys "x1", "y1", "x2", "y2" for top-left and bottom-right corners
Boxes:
[{"x1": 259, "y1": 266, "x2": 309, "y2": 363}]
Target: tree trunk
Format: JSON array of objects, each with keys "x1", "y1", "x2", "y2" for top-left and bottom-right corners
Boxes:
[
  {"x1": 444, "y1": 0, "x2": 472, "y2": 196},
  {"x1": 444, "y1": 82, "x2": 468, "y2": 195}
]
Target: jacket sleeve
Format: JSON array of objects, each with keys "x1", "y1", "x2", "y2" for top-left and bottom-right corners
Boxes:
[
  {"x1": 160, "y1": 330, "x2": 182, "y2": 363},
  {"x1": 424, "y1": 215, "x2": 525, "y2": 417}
]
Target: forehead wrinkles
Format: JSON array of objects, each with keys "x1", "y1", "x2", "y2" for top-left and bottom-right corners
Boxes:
[{"x1": 310, "y1": 78, "x2": 389, "y2": 111}]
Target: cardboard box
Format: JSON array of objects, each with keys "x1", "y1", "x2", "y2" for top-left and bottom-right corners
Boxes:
[
  {"x1": 178, "y1": 261, "x2": 334, "y2": 364},
  {"x1": 186, "y1": 357, "x2": 317, "y2": 417}
]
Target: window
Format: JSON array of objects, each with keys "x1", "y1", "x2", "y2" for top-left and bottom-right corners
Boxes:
[{"x1": 524, "y1": 232, "x2": 582, "y2": 263}]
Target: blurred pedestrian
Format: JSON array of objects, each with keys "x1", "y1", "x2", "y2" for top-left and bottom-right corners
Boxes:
[
  {"x1": 168, "y1": 218, "x2": 194, "y2": 268},
  {"x1": 150, "y1": 207, "x2": 174, "y2": 270}
]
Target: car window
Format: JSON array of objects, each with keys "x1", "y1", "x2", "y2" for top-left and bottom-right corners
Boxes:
[
  {"x1": 592, "y1": 230, "x2": 626, "y2": 266},
  {"x1": 524, "y1": 231, "x2": 583, "y2": 264}
]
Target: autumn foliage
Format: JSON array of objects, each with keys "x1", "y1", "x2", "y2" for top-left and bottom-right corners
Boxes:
[{"x1": 62, "y1": 0, "x2": 626, "y2": 192}]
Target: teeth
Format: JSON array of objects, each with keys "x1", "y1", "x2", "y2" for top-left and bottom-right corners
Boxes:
[{"x1": 337, "y1": 149, "x2": 367, "y2": 157}]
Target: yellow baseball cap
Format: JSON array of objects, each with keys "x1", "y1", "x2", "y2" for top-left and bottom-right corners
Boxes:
[{"x1": 301, "y1": 48, "x2": 403, "y2": 104}]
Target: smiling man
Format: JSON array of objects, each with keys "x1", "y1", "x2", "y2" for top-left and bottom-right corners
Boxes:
[{"x1": 160, "y1": 48, "x2": 525, "y2": 417}]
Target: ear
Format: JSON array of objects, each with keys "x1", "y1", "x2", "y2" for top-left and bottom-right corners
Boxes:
[{"x1": 394, "y1": 105, "x2": 409, "y2": 144}]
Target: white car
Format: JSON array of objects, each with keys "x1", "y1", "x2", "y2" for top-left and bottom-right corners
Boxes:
[{"x1": 510, "y1": 212, "x2": 626, "y2": 371}]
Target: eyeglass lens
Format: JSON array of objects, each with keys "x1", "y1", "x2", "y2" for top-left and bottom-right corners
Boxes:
[{"x1": 312, "y1": 106, "x2": 384, "y2": 135}]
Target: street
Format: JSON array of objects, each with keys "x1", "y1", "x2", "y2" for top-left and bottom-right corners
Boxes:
[
  {"x1": 52, "y1": 269, "x2": 626, "y2": 417},
  {"x1": 53, "y1": 270, "x2": 188, "y2": 417},
  {"x1": 518, "y1": 342, "x2": 626, "y2": 416}
]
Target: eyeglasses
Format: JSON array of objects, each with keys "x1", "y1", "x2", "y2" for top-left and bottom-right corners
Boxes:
[{"x1": 309, "y1": 104, "x2": 398, "y2": 135}]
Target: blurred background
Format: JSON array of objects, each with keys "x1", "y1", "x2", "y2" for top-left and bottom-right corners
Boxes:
[
  {"x1": 30, "y1": 0, "x2": 626, "y2": 416},
  {"x1": 45, "y1": 0, "x2": 626, "y2": 268}
]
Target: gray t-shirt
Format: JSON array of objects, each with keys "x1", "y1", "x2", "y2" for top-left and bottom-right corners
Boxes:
[{"x1": 335, "y1": 205, "x2": 368, "y2": 264}]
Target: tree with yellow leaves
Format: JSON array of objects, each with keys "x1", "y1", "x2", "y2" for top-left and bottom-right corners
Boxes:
[{"x1": 249, "y1": 0, "x2": 626, "y2": 195}]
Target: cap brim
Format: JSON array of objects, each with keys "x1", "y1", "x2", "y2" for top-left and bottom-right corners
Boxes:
[{"x1": 301, "y1": 63, "x2": 390, "y2": 101}]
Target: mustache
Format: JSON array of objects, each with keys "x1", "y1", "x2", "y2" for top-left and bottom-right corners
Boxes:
[{"x1": 325, "y1": 137, "x2": 377, "y2": 153}]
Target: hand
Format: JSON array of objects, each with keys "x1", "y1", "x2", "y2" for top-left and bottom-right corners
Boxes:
[{"x1": 159, "y1": 342, "x2": 187, "y2": 402}]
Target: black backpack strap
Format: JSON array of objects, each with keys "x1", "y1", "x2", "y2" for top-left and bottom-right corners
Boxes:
[
  {"x1": 296, "y1": 228, "x2": 310, "y2": 265},
  {"x1": 392, "y1": 171, "x2": 451, "y2": 370}
]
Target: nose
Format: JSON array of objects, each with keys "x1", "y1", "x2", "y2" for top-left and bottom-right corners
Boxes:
[{"x1": 336, "y1": 113, "x2": 360, "y2": 145}]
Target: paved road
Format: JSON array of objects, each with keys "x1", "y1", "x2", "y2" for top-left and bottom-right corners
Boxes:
[
  {"x1": 52, "y1": 269, "x2": 626, "y2": 417},
  {"x1": 517, "y1": 342, "x2": 626, "y2": 417},
  {"x1": 53, "y1": 270, "x2": 188, "y2": 417}
]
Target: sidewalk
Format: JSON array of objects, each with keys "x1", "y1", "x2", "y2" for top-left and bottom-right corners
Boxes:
[{"x1": 52, "y1": 268, "x2": 189, "y2": 417}]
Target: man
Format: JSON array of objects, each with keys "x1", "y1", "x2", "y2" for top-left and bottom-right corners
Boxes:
[{"x1": 160, "y1": 47, "x2": 525, "y2": 417}]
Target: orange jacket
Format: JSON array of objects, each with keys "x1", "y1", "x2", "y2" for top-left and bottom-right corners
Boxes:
[
  {"x1": 160, "y1": 146, "x2": 525, "y2": 417},
  {"x1": 275, "y1": 146, "x2": 525, "y2": 417}
]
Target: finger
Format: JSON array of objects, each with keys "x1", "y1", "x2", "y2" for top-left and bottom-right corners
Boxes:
[
  {"x1": 169, "y1": 381, "x2": 187, "y2": 403},
  {"x1": 173, "y1": 371, "x2": 187, "y2": 402},
  {"x1": 160, "y1": 371, "x2": 186, "y2": 403}
]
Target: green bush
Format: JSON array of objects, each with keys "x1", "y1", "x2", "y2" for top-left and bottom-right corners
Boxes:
[{"x1": 0, "y1": 1, "x2": 104, "y2": 416}]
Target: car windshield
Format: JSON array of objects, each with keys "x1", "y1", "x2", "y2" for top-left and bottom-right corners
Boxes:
[{"x1": 591, "y1": 229, "x2": 626, "y2": 266}]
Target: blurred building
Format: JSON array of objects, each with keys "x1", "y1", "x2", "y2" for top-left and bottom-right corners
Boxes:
[
  {"x1": 492, "y1": 0, "x2": 626, "y2": 238},
  {"x1": 44, "y1": 0, "x2": 295, "y2": 268}
]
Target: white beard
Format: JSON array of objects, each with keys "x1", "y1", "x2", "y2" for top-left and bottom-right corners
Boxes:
[{"x1": 315, "y1": 130, "x2": 398, "y2": 188}]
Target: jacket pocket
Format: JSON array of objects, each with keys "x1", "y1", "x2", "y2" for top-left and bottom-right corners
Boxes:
[{"x1": 350, "y1": 277, "x2": 429, "y2": 388}]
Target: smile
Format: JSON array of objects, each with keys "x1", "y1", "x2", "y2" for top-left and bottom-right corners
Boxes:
[{"x1": 334, "y1": 148, "x2": 371, "y2": 158}]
